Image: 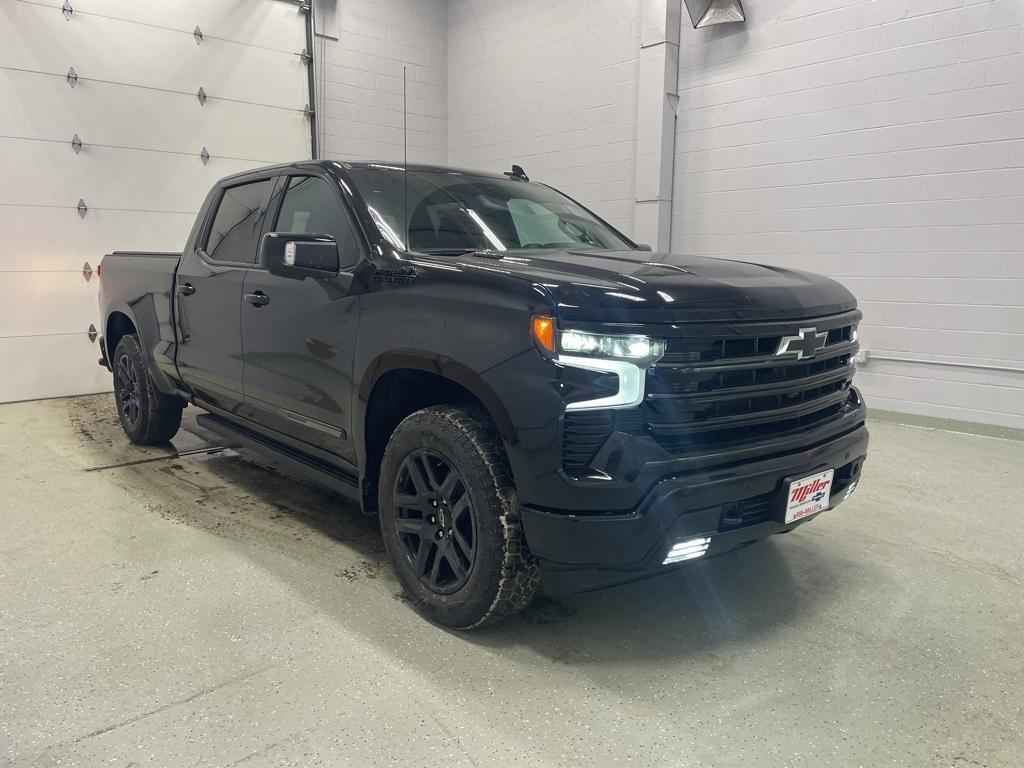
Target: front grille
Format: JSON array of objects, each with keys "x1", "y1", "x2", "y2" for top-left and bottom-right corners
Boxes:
[{"x1": 562, "y1": 312, "x2": 861, "y2": 475}]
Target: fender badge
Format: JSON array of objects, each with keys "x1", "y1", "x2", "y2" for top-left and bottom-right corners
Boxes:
[{"x1": 372, "y1": 266, "x2": 417, "y2": 284}]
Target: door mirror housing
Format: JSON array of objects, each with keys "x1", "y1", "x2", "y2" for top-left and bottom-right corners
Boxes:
[
  {"x1": 261, "y1": 233, "x2": 340, "y2": 279},
  {"x1": 635, "y1": 243, "x2": 653, "y2": 252}
]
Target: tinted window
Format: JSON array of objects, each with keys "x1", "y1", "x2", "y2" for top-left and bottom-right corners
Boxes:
[
  {"x1": 274, "y1": 176, "x2": 361, "y2": 268},
  {"x1": 205, "y1": 180, "x2": 273, "y2": 263}
]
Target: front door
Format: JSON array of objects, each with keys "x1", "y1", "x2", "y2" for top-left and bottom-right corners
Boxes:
[
  {"x1": 240, "y1": 175, "x2": 365, "y2": 466},
  {"x1": 175, "y1": 177, "x2": 274, "y2": 414}
]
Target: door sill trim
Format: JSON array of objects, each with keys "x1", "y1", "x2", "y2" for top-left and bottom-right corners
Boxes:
[{"x1": 196, "y1": 413, "x2": 360, "y2": 501}]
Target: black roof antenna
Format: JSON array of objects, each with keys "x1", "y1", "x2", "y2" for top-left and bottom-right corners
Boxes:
[
  {"x1": 504, "y1": 164, "x2": 529, "y2": 182},
  {"x1": 403, "y1": 66, "x2": 409, "y2": 252}
]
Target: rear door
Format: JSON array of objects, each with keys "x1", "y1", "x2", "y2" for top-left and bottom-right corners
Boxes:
[
  {"x1": 175, "y1": 177, "x2": 274, "y2": 413},
  {"x1": 239, "y1": 174, "x2": 364, "y2": 465}
]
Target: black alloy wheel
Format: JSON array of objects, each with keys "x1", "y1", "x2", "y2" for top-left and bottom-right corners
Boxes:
[
  {"x1": 111, "y1": 334, "x2": 184, "y2": 445},
  {"x1": 393, "y1": 449, "x2": 476, "y2": 594},
  {"x1": 379, "y1": 405, "x2": 540, "y2": 628},
  {"x1": 115, "y1": 352, "x2": 141, "y2": 430}
]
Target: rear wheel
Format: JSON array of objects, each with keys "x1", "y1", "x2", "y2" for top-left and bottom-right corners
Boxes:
[
  {"x1": 112, "y1": 334, "x2": 183, "y2": 445},
  {"x1": 379, "y1": 405, "x2": 540, "y2": 629}
]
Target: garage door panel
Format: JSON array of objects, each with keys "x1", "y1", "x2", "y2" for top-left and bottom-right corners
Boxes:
[
  {"x1": 1, "y1": 3, "x2": 306, "y2": 108},
  {"x1": 0, "y1": 273, "x2": 99, "y2": 338},
  {"x1": 196, "y1": 43, "x2": 308, "y2": 111},
  {"x1": 69, "y1": 0, "x2": 306, "y2": 53},
  {"x1": 0, "y1": 138, "x2": 265, "y2": 211},
  {"x1": 0, "y1": 335, "x2": 111, "y2": 403},
  {"x1": 1, "y1": 208, "x2": 194, "y2": 273},
  {"x1": 1, "y1": 0, "x2": 308, "y2": 404},
  {"x1": 0, "y1": 71, "x2": 310, "y2": 162}
]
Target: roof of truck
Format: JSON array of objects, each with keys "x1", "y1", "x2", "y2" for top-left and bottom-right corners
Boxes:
[
  {"x1": 337, "y1": 161, "x2": 512, "y2": 180},
  {"x1": 217, "y1": 160, "x2": 518, "y2": 186}
]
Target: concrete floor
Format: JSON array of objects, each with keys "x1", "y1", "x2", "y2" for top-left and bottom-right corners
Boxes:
[{"x1": 1, "y1": 395, "x2": 1022, "y2": 767}]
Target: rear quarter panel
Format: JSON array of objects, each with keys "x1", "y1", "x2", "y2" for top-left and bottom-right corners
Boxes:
[{"x1": 99, "y1": 252, "x2": 183, "y2": 394}]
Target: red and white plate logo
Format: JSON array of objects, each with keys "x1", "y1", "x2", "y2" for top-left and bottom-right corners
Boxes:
[{"x1": 785, "y1": 468, "x2": 834, "y2": 523}]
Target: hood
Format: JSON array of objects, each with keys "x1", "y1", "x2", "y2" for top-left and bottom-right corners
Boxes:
[{"x1": 456, "y1": 249, "x2": 858, "y2": 323}]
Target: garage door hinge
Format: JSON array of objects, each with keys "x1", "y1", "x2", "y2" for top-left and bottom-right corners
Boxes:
[
  {"x1": 67, "y1": 67, "x2": 78, "y2": 88},
  {"x1": 82, "y1": 262, "x2": 93, "y2": 282},
  {"x1": 77, "y1": 198, "x2": 88, "y2": 219},
  {"x1": 71, "y1": 133, "x2": 82, "y2": 154},
  {"x1": 200, "y1": 147, "x2": 210, "y2": 165},
  {"x1": 300, "y1": 48, "x2": 312, "y2": 65},
  {"x1": 88, "y1": 324, "x2": 97, "y2": 343},
  {"x1": 62, "y1": 1, "x2": 73, "y2": 20},
  {"x1": 304, "y1": 103, "x2": 314, "y2": 120},
  {"x1": 197, "y1": 86, "x2": 207, "y2": 106},
  {"x1": 299, "y1": 2, "x2": 311, "y2": 14},
  {"x1": 194, "y1": 26, "x2": 204, "y2": 45}
]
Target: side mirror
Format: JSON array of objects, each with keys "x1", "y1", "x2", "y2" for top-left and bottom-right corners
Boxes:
[
  {"x1": 261, "y1": 233, "x2": 340, "y2": 279},
  {"x1": 635, "y1": 243, "x2": 653, "y2": 252}
]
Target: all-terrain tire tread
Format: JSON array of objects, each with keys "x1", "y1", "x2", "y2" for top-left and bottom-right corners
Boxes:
[
  {"x1": 114, "y1": 335, "x2": 183, "y2": 445},
  {"x1": 385, "y1": 404, "x2": 541, "y2": 629}
]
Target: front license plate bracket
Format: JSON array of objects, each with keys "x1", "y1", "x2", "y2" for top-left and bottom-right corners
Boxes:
[{"x1": 782, "y1": 468, "x2": 834, "y2": 524}]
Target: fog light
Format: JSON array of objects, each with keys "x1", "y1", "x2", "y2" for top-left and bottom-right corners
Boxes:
[{"x1": 663, "y1": 537, "x2": 711, "y2": 564}]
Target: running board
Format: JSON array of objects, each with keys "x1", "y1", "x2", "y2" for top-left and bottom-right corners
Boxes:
[{"x1": 195, "y1": 413, "x2": 361, "y2": 501}]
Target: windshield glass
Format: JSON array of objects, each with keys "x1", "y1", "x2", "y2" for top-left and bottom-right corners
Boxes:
[{"x1": 344, "y1": 166, "x2": 633, "y2": 253}]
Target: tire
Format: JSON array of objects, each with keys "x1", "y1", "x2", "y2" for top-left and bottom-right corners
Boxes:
[
  {"x1": 379, "y1": 405, "x2": 540, "y2": 629},
  {"x1": 112, "y1": 334, "x2": 183, "y2": 445}
]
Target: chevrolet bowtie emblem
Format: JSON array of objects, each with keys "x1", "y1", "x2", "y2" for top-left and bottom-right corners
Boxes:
[{"x1": 775, "y1": 327, "x2": 828, "y2": 359}]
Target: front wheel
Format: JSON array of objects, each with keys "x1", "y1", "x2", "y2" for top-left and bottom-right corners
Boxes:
[
  {"x1": 379, "y1": 405, "x2": 540, "y2": 629},
  {"x1": 112, "y1": 334, "x2": 183, "y2": 445}
]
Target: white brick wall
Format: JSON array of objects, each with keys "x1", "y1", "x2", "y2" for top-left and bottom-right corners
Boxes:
[
  {"x1": 446, "y1": 0, "x2": 642, "y2": 234},
  {"x1": 673, "y1": 0, "x2": 1024, "y2": 429},
  {"x1": 315, "y1": 0, "x2": 448, "y2": 164}
]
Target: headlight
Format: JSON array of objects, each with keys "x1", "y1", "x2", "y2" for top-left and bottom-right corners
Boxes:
[
  {"x1": 530, "y1": 316, "x2": 665, "y2": 410},
  {"x1": 532, "y1": 313, "x2": 667, "y2": 409},
  {"x1": 559, "y1": 330, "x2": 665, "y2": 362},
  {"x1": 530, "y1": 315, "x2": 665, "y2": 362}
]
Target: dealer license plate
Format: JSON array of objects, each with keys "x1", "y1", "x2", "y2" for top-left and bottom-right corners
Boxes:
[{"x1": 785, "y1": 468, "x2": 834, "y2": 523}]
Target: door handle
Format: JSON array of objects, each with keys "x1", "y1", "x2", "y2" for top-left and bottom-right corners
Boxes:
[
  {"x1": 245, "y1": 291, "x2": 270, "y2": 307},
  {"x1": 177, "y1": 282, "x2": 196, "y2": 296}
]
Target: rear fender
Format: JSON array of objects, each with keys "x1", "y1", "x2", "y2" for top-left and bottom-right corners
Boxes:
[{"x1": 104, "y1": 300, "x2": 180, "y2": 396}]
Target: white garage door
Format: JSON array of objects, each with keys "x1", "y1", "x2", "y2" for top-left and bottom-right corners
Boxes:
[{"x1": 0, "y1": 0, "x2": 312, "y2": 403}]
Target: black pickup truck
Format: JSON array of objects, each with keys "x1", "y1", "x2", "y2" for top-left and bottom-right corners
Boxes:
[{"x1": 98, "y1": 161, "x2": 868, "y2": 628}]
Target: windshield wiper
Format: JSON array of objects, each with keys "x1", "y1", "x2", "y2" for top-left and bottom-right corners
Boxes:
[
  {"x1": 413, "y1": 248, "x2": 503, "y2": 258},
  {"x1": 415, "y1": 247, "x2": 479, "y2": 255}
]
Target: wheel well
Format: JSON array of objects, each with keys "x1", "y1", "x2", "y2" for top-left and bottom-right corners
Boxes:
[
  {"x1": 361, "y1": 369, "x2": 485, "y2": 513},
  {"x1": 106, "y1": 312, "x2": 137, "y2": 358}
]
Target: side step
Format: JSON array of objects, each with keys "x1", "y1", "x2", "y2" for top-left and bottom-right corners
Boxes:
[{"x1": 196, "y1": 413, "x2": 361, "y2": 501}]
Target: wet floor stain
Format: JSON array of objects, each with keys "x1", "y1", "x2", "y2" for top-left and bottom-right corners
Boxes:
[
  {"x1": 66, "y1": 395, "x2": 383, "y2": 566},
  {"x1": 63, "y1": 394, "x2": 579, "y2": 619}
]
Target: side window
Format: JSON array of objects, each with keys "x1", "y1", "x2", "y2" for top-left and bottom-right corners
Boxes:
[
  {"x1": 205, "y1": 179, "x2": 273, "y2": 263},
  {"x1": 274, "y1": 176, "x2": 361, "y2": 268}
]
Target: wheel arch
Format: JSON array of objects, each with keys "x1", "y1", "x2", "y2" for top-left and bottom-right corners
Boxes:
[
  {"x1": 103, "y1": 302, "x2": 181, "y2": 397},
  {"x1": 356, "y1": 352, "x2": 517, "y2": 514},
  {"x1": 105, "y1": 308, "x2": 138, "y2": 362}
]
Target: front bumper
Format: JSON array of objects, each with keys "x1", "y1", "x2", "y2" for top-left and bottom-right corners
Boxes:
[{"x1": 523, "y1": 423, "x2": 868, "y2": 595}]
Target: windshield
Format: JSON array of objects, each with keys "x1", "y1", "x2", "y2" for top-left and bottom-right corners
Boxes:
[{"x1": 344, "y1": 166, "x2": 633, "y2": 253}]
